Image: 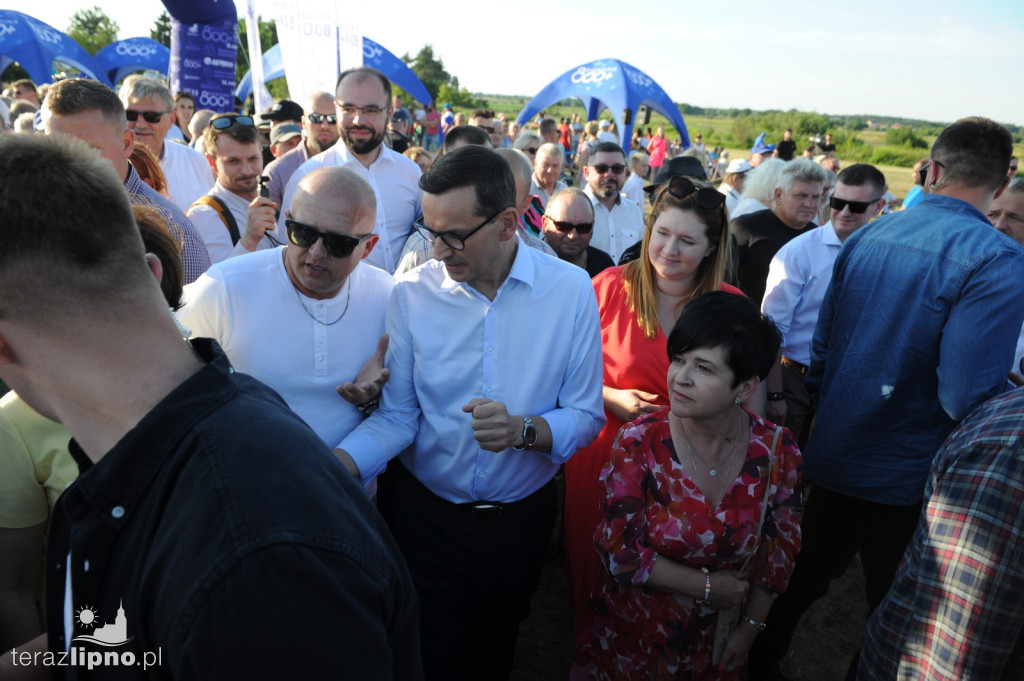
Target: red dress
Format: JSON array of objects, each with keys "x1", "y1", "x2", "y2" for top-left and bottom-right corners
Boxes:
[
  {"x1": 564, "y1": 266, "x2": 743, "y2": 628},
  {"x1": 570, "y1": 409, "x2": 803, "y2": 680}
]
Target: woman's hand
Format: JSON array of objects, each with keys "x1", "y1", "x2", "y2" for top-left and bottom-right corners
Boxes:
[
  {"x1": 603, "y1": 386, "x2": 662, "y2": 422},
  {"x1": 717, "y1": 620, "x2": 758, "y2": 674},
  {"x1": 709, "y1": 570, "x2": 749, "y2": 608}
]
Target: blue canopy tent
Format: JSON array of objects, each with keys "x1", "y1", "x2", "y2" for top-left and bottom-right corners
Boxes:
[
  {"x1": 516, "y1": 59, "x2": 688, "y2": 150},
  {"x1": 235, "y1": 38, "x2": 433, "y2": 105},
  {"x1": 0, "y1": 10, "x2": 111, "y2": 87},
  {"x1": 94, "y1": 38, "x2": 171, "y2": 84}
]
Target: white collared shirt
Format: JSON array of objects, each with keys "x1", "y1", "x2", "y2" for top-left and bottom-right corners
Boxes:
[
  {"x1": 279, "y1": 143, "x2": 423, "y2": 273},
  {"x1": 341, "y1": 244, "x2": 605, "y2": 503},
  {"x1": 187, "y1": 181, "x2": 283, "y2": 264},
  {"x1": 161, "y1": 140, "x2": 215, "y2": 213},
  {"x1": 582, "y1": 185, "x2": 645, "y2": 263},
  {"x1": 762, "y1": 221, "x2": 844, "y2": 366}
]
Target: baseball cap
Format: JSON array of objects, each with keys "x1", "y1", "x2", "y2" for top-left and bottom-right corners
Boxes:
[
  {"x1": 261, "y1": 99, "x2": 304, "y2": 122},
  {"x1": 750, "y1": 142, "x2": 775, "y2": 156},
  {"x1": 598, "y1": 119, "x2": 611, "y2": 129},
  {"x1": 725, "y1": 159, "x2": 752, "y2": 174},
  {"x1": 270, "y1": 123, "x2": 302, "y2": 145},
  {"x1": 644, "y1": 156, "x2": 708, "y2": 198},
  {"x1": 391, "y1": 110, "x2": 410, "y2": 123}
]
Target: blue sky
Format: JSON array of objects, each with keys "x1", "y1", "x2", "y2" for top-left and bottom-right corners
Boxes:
[{"x1": 14, "y1": 0, "x2": 1024, "y2": 126}]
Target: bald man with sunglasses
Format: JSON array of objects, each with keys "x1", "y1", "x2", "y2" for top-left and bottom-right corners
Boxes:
[
  {"x1": 542, "y1": 187, "x2": 614, "y2": 277},
  {"x1": 178, "y1": 166, "x2": 393, "y2": 476}
]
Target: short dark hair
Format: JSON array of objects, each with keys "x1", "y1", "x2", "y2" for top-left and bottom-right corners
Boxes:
[
  {"x1": 133, "y1": 204, "x2": 183, "y2": 310},
  {"x1": 0, "y1": 134, "x2": 148, "y2": 324},
  {"x1": 590, "y1": 142, "x2": 625, "y2": 159},
  {"x1": 335, "y1": 66, "x2": 392, "y2": 105},
  {"x1": 931, "y1": 117, "x2": 1013, "y2": 191},
  {"x1": 539, "y1": 118, "x2": 558, "y2": 135},
  {"x1": 836, "y1": 163, "x2": 886, "y2": 197},
  {"x1": 419, "y1": 145, "x2": 515, "y2": 219},
  {"x1": 203, "y1": 113, "x2": 260, "y2": 156},
  {"x1": 439, "y1": 124, "x2": 492, "y2": 156},
  {"x1": 666, "y1": 292, "x2": 781, "y2": 385},
  {"x1": 43, "y1": 78, "x2": 126, "y2": 127}
]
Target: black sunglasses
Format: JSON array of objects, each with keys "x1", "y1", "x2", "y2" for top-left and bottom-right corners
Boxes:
[
  {"x1": 589, "y1": 163, "x2": 626, "y2": 175},
  {"x1": 545, "y1": 218, "x2": 593, "y2": 234},
  {"x1": 525, "y1": 147, "x2": 539, "y2": 155},
  {"x1": 414, "y1": 206, "x2": 510, "y2": 251},
  {"x1": 126, "y1": 109, "x2": 171, "y2": 123},
  {"x1": 209, "y1": 114, "x2": 255, "y2": 130},
  {"x1": 829, "y1": 196, "x2": 880, "y2": 214},
  {"x1": 306, "y1": 112, "x2": 337, "y2": 125},
  {"x1": 285, "y1": 218, "x2": 373, "y2": 258},
  {"x1": 649, "y1": 175, "x2": 726, "y2": 209}
]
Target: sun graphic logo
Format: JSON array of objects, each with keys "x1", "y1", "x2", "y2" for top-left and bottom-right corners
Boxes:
[{"x1": 72, "y1": 600, "x2": 134, "y2": 646}]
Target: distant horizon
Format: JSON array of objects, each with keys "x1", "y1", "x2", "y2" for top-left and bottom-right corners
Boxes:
[{"x1": 10, "y1": 0, "x2": 1024, "y2": 127}]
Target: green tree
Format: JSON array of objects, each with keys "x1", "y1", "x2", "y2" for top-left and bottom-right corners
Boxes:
[
  {"x1": 886, "y1": 127, "x2": 928, "y2": 149},
  {"x1": 151, "y1": 11, "x2": 171, "y2": 48},
  {"x1": 402, "y1": 45, "x2": 451, "y2": 102},
  {"x1": 67, "y1": 7, "x2": 119, "y2": 56}
]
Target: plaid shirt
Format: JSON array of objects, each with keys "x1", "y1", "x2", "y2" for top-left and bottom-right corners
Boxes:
[
  {"x1": 124, "y1": 163, "x2": 211, "y2": 283},
  {"x1": 859, "y1": 387, "x2": 1024, "y2": 680}
]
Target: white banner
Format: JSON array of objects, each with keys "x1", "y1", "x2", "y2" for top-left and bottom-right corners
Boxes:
[
  {"x1": 271, "y1": 0, "x2": 360, "y2": 103},
  {"x1": 244, "y1": 0, "x2": 272, "y2": 114}
]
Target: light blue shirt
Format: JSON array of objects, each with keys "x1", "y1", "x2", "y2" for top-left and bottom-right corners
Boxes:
[
  {"x1": 762, "y1": 221, "x2": 844, "y2": 366},
  {"x1": 341, "y1": 243, "x2": 605, "y2": 503}
]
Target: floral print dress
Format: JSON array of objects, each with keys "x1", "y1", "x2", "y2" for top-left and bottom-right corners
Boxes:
[{"x1": 571, "y1": 408, "x2": 803, "y2": 680}]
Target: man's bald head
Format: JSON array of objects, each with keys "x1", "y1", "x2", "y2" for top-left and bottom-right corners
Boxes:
[
  {"x1": 494, "y1": 147, "x2": 533, "y2": 214},
  {"x1": 292, "y1": 165, "x2": 377, "y2": 227}
]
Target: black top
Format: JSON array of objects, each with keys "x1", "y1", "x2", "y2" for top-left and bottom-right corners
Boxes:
[
  {"x1": 585, "y1": 245, "x2": 616, "y2": 278},
  {"x1": 819, "y1": 142, "x2": 836, "y2": 154},
  {"x1": 731, "y1": 209, "x2": 817, "y2": 304},
  {"x1": 776, "y1": 139, "x2": 797, "y2": 161},
  {"x1": 46, "y1": 339, "x2": 423, "y2": 680}
]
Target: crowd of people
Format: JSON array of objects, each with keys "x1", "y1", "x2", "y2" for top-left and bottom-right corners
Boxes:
[{"x1": 0, "y1": 65, "x2": 1023, "y2": 681}]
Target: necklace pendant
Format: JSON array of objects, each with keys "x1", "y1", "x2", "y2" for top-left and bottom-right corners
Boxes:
[{"x1": 709, "y1": 468, "x2": 717, "y2": 477}]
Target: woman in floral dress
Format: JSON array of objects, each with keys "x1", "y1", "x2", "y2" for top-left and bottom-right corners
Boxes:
[{"x1": 572, "y1": 292, "x2": 803, "y2": 680}]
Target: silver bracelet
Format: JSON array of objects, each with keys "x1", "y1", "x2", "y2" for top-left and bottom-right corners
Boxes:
[{"x1": 744, "y1": 617, "x2": 767, "y2": 631}]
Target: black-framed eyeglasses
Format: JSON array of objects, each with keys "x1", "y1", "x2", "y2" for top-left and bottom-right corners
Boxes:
[
  {"x1": 829, "y1": 196, "x2": 881, "y2": 214},
  {"x1": 306, "y1": 112, "x2": 337, "y2": 125},
  {"x1": 589, "y1": 163, "x2": 626, "y2": 175},
  {"x1": 414, "y1": 206, "x2": 511, "y2": 251},
  {"x1": 285, "y1": 218, "x2": 373, "y2": 258},
  {"x1": 336, "y1": 102, "x2": 388, "y2": 118},
  {"x1": 209, "y1": 114, "x2": 255, "y2": 130},
  {"x1": 649, "y1": 175, "x2": 726, "y2": 209},
  {"x1": 126, "y1": 109, "x2": 172, "y2": 123},
  {"x1": 544, "y1": 217, "x2": 594, "y2": 234}
]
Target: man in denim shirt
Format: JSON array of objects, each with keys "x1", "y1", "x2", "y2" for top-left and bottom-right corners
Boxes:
[{"x1": 751, "y1": 117, "x2": 1024, "y2": 681}]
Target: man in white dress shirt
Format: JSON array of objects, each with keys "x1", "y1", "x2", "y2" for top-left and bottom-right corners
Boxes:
[
  {"x1": 335, "y1": 145, "x2": 604, "y2": 681},
  {"x1": 178, "y1": 165, "x2": 392, "y2": 456},
  {"x1": 621, "y1": 150, "x2": 649, "y2": 207},
  {"x1": 119, "y1": 77, "x2": 214, "y2": 212},
  {"x1": 280, "y1": 67, "x2": 422, "y2": 274},
  {"x1": 186, "y1": 113, "x2": 281, "y2": 263},
  {"x1": 761, "y1": 163, "x2": 887, "y2": 445},
  {"x1": 582, "y1": 142, "x2": 645, "y2": 263}
]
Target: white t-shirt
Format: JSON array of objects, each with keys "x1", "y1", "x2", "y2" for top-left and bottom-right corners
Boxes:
[{"x1": 161, "y1": 140, "x2": 215, "y2": 213}]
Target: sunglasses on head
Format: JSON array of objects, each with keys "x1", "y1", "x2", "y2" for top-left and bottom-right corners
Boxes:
[
  {"x1": 306, "y1": 112, "x2": 337, "y2": 125},
  {"x1": 545, "y1": 218, "x2": 594, "y2": 234},
  {"x1": 209, "y1": 115, "x2": 255, "y2": 130},
  {"x1": 829, "y1": 196, "x2": 880, "y2": 214},
  {"x1": 125, "y1": 109, "x2": 171, "y2": 124},
  {"x1": 589, "y1": 163, "x2": 626, "y2": 175},
  {"x1": 649, "y1": 175, "x2": 726, "y2": 209},
  {"x1": 285, "y1": 218, "x2": 373, "y2": 258}
]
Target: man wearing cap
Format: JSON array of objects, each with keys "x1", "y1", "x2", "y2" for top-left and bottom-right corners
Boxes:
[
  {"x1": 388, "y1": 109, "x2": 411, "y2": 154},
  {"x1": 119, "y1": 77, "x2": 215, "y2": 213},
  {"x1": 270, "y1": 123, "x2": 302, "y2": 158},
  {"x1": 761, "y1": 163, "x2": 887, "y2": 446},
  {"x1": 261, "y1": 99, "x2": 304, "y2": 129},
  {"x1": 718, "y1": 158, "x2": 751, "y2": 213},
  {"x1": 543, "y1": 187, "x2": 614, "y2": 277},
  {"x1": 595, "y1": 119, "x2": 618, "y2": 144},
  {"x1": 187, "y1": 114, "x2": 280, "y2": 264},
  {"x1": 263, "y1": 92, "x2": 340, "y2": 210},
  {"x1": 281, "y1": 67, "x2": 422, "y2": 274},
  {"x1": 749, "y1": 140, "x2": 775, "y2": 167},
  {"x1": 582, "y1": 142, "x2": 645, "y2": 263}
]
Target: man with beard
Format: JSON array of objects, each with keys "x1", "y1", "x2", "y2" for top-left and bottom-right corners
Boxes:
[
  {"x1": 186, "y1": 113, "x2": 281, "y2": 264},
  {"x1": 281, "y1": 68, "x2": 422, "y2": 273},
  {"x1": 264, "y1": 91, "x2": 340, "y2": 208},
  {"x1": 582, "y1": 142, "x2": 644, "y2": 263}
]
